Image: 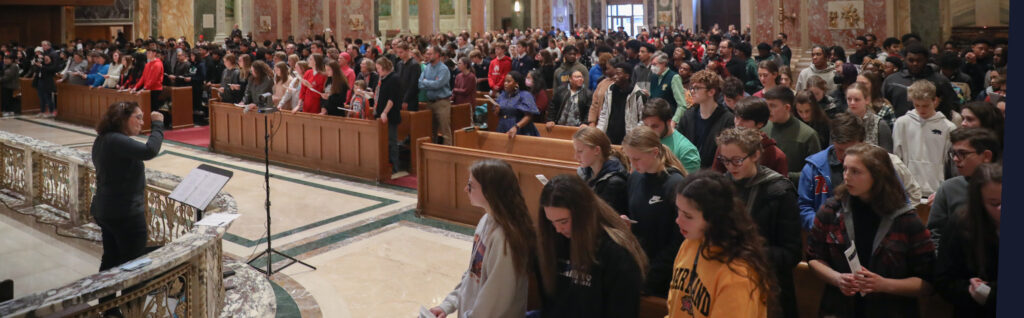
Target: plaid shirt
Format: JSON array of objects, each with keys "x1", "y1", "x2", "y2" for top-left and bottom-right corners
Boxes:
[{"x1": 806, "y1": 197, "x2": 935, "y2": 318}]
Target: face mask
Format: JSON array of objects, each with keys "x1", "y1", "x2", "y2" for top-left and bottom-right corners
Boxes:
[{"x1": 525, "y1": 78, "x2": 534, "y2": 87}]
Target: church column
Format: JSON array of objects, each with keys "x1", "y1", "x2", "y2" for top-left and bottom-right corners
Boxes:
[
  {"x1": 216, "y1": 0, "x2": 228, "y2": 41},
  {"x1": 456, "y1": 0, "x2": 468, "y2": 31},
  {"x1": 397, "y1": 0, "x2": 410, "y2": 34},
  {"x1": 419, "y1": 0, "x2": 439, "y2": 35},
  {"x1": 471, "y1": 0, "x2": 486, "y2": 34}
]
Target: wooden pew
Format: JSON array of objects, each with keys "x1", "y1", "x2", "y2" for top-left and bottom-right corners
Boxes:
[
  {"x1": 209, "y1": 101, "x2": 391, "y2": 181},
  {"x1": 15, "y1": 78, "x2": 42, "y2": 114},
  {"x1": 450, "y1": 102, "x2": 472, "y2": 132},
  {"x1": 399, "y1": 109, "x2": 433, "y2": 175},
  {"x1": 416, "y1": 130, "x2": 578, "y2": 225},
  {"x1": 168, "y1": 86, "x2": 194, "y2": 129},
  {"x1": 534, "y1": 123, "x2": 580, "y2": 140},
  {"x1": 55, "y1": 83, "x2": 152, "y2": 132}
]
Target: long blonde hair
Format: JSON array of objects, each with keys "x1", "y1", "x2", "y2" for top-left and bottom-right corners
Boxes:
[
  {"x1": 622, "y1": 126, "x2": 686, "y2": 175},
  {"x1": 572, "y1": 126, "x2": 630, "y2": 172}
]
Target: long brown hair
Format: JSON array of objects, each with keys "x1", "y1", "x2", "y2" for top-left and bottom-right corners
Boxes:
[
  {"x1": 572, "y1": 126, "x2": 630, "y2": 172},
  {"x1": 835, "y1": 143, "x2": 909, "y2": 213},
  {"x1": 955, "y1": 163, "x2": 1001, "y2": 278},
  {"x1": 858, "y1": 71, "x2": 888, "y2": 112},
  {"x1": 95, "y1": 101, "x2": 139, "y2": 135},
  {"x1": 536, "y1": 175, "x2": 648, "y2": 296},
  {"x1": 470, "y1": 159, "x2": 537, "y2": 275},
  {"x1": 622, "y1": 126, "x2": 686, "y2": 175},
  {"x1": 326, "y1": 60, "x2": 348, "y2": 95},
  {"x1": 250, "y1": 60, "x2": 272, "y2": 85},
  {"x1": 794, "y1": 89, "x2": 830, "y2": 126},
  {"x1": 675, "y1": 170, "x2": 778, "y2": 310},
  {"x1": 273, "y1": 61, "x2": 290, "y2": 85}
]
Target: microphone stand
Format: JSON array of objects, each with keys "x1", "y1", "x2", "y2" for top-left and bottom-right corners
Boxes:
[{"x1": 247, "y1": 104, "x2": 317, "y2": 276}]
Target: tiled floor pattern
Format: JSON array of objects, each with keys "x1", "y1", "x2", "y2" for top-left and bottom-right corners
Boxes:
[
  {"x1": 0, "y1": 116, "x2": 475, "y2": 317},
  {"x1": 0, "y1": 213, "x2": 101, "y2": 299}
]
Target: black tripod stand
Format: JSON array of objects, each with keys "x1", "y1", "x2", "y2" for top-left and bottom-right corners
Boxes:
[{"x1": 247, "y1": 107, "x2": 316, "y2": 276}]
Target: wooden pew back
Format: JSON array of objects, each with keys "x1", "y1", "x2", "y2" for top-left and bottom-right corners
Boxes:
[
  {"x1": 453, "y1": 130, "x2": 577, "y2": 162},
  {"x1": 399, "y1": 109, "x2": 433, "y2": 175},
  {"x1": 56, "y1": 83, "x2": 152, "y2": 132},
  {"x1": 209, "y1": 101, "x2": 390, "y2": 181},
  {"x1": 416, "y1": 133, "x2": 577, "y2": 225},
  {"x1": 533, "y1": 123, "x2": 580, "y2": 140}
]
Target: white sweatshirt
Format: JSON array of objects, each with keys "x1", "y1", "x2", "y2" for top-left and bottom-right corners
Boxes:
[
  {"x1": 893, "y1": 110, "x2": 956, "y2": 197},
  {"x1": 439, "y1": 213, "x2": 528, "y2": 318}
]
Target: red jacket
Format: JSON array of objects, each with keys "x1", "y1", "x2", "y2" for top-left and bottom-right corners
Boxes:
[
  {"x1": 299, "y1": 69, "x2": 327, "y2": 113},
  {"x1": 711, "y1": 131, "x2": 789, "y2": 176},
  {"x1": 488, "y1": 55, "x2": 511, "y2": 92},
  {"x1": 134, "y1": 58, "x2": 164, "y2": 91}
]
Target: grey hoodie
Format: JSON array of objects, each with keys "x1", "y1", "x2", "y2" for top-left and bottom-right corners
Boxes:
[{"x1": 795, "y1": 63, "x2": 836, "y2": 93}]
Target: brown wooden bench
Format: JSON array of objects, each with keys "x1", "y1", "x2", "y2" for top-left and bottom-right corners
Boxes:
[
  {"x1": 55, "y1": 83, "x2": 153, "y2": 132},
  {"x1": 415, "y1": 130, "x2": 579, "y2": 225},
  {"x1": 209, "y1": 101, "x2": 390, "y2": 181}
]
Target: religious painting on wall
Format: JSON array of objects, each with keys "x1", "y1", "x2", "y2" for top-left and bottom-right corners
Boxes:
[
  {"x1": 657, "y1": 0, "x2": 673, "y2": 26},
  {"x1": 75, "y1": 0, "x2": 133, "y2": 23},
  {"x1": 826, "y1": 1, "x2": 863, "y2": 29},
  {"x1": 440, "y1": 0, "x2": 455, "y2": 15},
  {"x1": 349, "y1": 14, "x2": 366, "y2": 31}
]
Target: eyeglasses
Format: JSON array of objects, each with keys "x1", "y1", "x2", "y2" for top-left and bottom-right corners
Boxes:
[
  {"x1": 948, "y1": 149, "x2": 979, "y2": 161},
  {"x1": 689, "y1": 86, "x2": 707, "y2": 92},
  {"x1": 716, "y1": 155, "x2": 750, "y2": 167}
]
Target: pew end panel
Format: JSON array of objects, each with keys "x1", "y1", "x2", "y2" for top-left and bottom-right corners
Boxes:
[
  {"x1": 17, "y1": 78, "x2": 42, "y2": 114},
  {"x1": 400, "y1": 109, "x2": 434, "y2": 175},
  {"x1": 169, "y1": 86, "x2": 194, "y2": 129},
  {"x1": 450, "y1": 103, "x2": 472, "y2": 133}
]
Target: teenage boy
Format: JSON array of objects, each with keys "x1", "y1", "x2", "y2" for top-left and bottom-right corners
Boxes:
[
  {"x1": 762, "y1": 86, "x2": 821, "y2": 183},
  {"x1": 893, "y1": 80, "x2": 957, "y2": 198},
  {"x1": 711, "y1": 97, "x2": 788, "y2": 176},
  {"x1": 641, "y1": 98, "x2": 701, "y2": 174},
  {"x1": 926, "y1": 127, "x2": 1001, "y2": 248},
  {"x1": 677, "y1": 69, "x2": 735, "y2": 168}
]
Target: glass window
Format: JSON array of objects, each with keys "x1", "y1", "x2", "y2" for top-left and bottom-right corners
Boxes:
[{"x1": 620, "y1": 5, "x2": 631, "y2": 16}]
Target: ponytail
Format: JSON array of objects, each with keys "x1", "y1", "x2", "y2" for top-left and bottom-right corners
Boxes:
[
  {"x1": 658, "y1": 143, "x2": 687, "y2": 175},
  {"x1": 623, "y1": 126, "x2": 687, "y2": 175}
]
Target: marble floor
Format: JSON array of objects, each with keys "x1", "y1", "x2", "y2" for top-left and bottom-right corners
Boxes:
[
  {"x1": 0, "y1": 213, "x2": 100, "y2": 299},
  {"x1": 0, "y1": 116, "x2": 475, "y2": 317}
]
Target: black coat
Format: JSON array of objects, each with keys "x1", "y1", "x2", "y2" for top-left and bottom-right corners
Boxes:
[
  {"x1": 934, "y1": 221, "x2": 999, "y2": 318},
  {"x1": 728, "y1": 166, "x2": 802, "y2": 318},
  {"x1": 396, "y1": 58, "x2": 421, "y2": 110},
  {"x1": 882, "y1": 67, "x2": 960, "y2": 118},
  {"x1": 579, "y1": 157, "x2": 628, "y2": 214},
  {"x1": 678, "y1": 103, "x2": 735, "y2": 168}
]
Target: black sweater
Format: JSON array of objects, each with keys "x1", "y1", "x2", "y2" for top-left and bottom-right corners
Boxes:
[
  {"x1": 678, "y1": 103, "x2": 735, "y2": 168},
  {"x1": 90, "y1": 122, "x2": 164, "y2": 219},
  {"x1": 538, "y1": 235, "x2": 643, "y2": 318},
  {"x1": 626, "y1": 167, "x2": 685, "y2": 297}
]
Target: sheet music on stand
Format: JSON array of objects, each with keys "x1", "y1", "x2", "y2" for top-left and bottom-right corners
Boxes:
[{"x1": 169, "y1": 164, "x2": 233, "y2": 218}]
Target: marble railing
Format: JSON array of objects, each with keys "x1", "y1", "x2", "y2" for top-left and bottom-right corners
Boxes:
[{"x1": 0, "y1": 130, "x2": 239, "y2": 317}]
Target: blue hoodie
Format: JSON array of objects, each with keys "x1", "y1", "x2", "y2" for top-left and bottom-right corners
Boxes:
[{"x1": 797, "y1": 146, "x2": 834, "y2": 230}]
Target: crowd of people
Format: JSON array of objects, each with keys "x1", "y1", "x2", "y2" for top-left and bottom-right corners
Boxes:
[{"x1": 1, "y1": 22, "x2": 1006, "y2": 318}]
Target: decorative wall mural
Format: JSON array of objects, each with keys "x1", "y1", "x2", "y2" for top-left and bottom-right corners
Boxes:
[
  {"x1": 349, "y1": 14, "x2": 365, "y2": 31},
  {"x1": 75, "y1": 0, "x2": 133, "y2": 23},
  {"x1": 826, "y1": 1, "x2": 863, "y2": 29}
]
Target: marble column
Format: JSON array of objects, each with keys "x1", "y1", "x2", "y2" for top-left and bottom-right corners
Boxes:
[
  {"x1": 419, "y1": 0, "x2": 439, "y2": 35},
  {"x1": 471, "y1": 0, "x2": 485, "y2": 33},
  {"x1": 397, "y1": 0, "x2": 410, "y2": 34},
  {"x1": 216, "y1": 0, "x2": 228, "y2": 41},
  {"x1": 240, "y1": 0, "x2": 254, "y2": 35},
  {"x1": 455, "y1": 0, "x2": 468, "y2": 31}
]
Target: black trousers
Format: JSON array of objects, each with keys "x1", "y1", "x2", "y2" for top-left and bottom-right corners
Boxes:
[
  {"x1": 150, "y1": 89, "x2": 171, "y2": 128},
  {"x1": 95, "y1": 214, "x2": 148, "y2": 272},
  {"x1": 1, "y1": 87, "x2": 19, "y2": 114}
]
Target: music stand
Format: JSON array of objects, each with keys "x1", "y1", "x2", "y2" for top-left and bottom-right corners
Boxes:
[
  {"x1": 245, "y1": 106, "x2": 317, "y2": 276},
  {"x1": 168, "y1": 164, "x2": 233, "y2": 220}
]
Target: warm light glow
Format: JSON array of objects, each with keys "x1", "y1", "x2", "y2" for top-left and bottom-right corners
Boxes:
[{"x1": 514, "y1": 0, "x2": 521, "y2": 12}]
